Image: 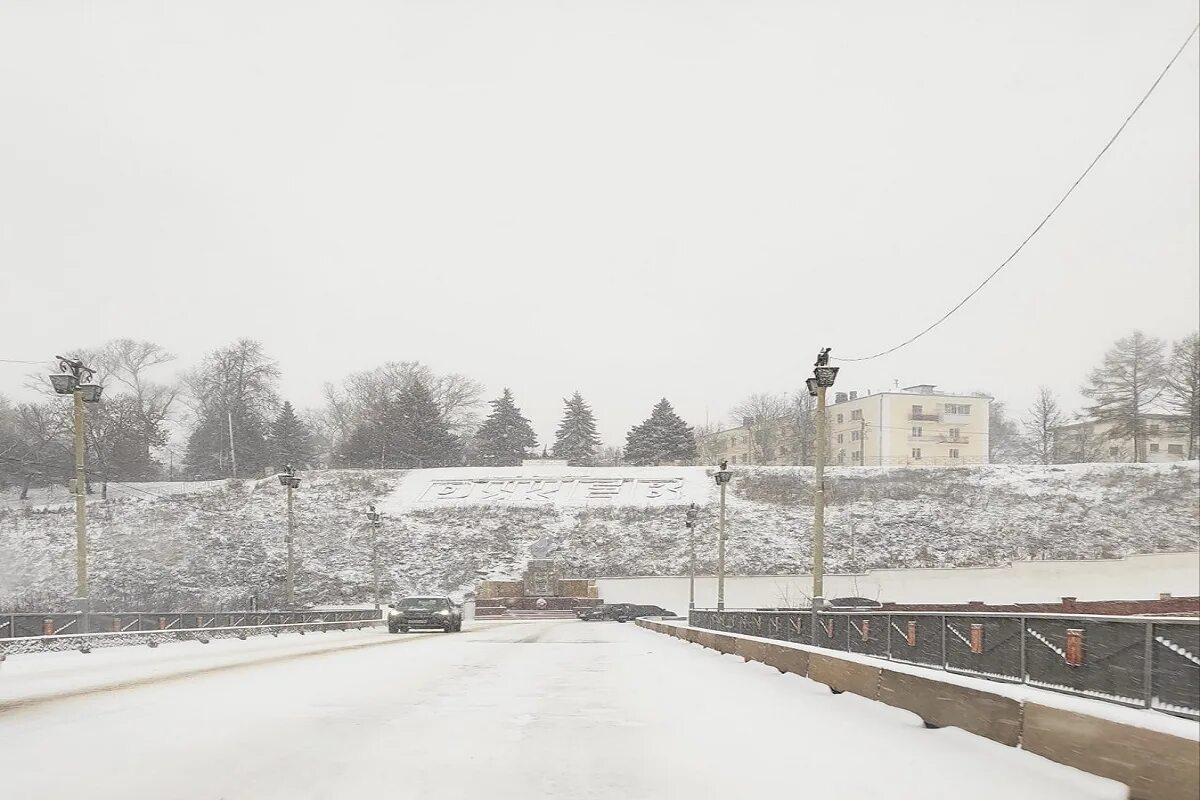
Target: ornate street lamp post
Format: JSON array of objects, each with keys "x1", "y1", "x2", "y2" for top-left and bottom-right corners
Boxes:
[
  {"x1": 713, "y1": 460, "x2": 733, "y2": 611},
  {"x1": 48, "y1": 356, "x2": 103, "y2": 630},
  {"x1": 278, "y1": 465, "x2": 301, "y2": 607}
]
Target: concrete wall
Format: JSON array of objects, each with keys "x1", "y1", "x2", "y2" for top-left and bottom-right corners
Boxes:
[{"x1": 596, "y1": 551, "x2": 1200, "y2": 611}]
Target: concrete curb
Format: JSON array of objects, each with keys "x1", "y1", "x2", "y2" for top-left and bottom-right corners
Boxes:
[{"x1": 637, "y1": 618, "x2": 1198, "y2": 800}]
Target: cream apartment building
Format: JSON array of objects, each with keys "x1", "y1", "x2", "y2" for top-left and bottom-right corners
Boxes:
[
  {"x1": 1052, "y1": 414, "x2": 1194, "y2": 463},
  {"x1": 828, "y1": 385, "x2": 990, "y2": 466},
  {"x1": 700, "y1": 384, "x2": 991, "y2": 467}
]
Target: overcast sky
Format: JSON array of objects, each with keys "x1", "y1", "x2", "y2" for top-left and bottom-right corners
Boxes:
[{"x1": 1, "y1": 0, "x2": 1197, "y2": 448}]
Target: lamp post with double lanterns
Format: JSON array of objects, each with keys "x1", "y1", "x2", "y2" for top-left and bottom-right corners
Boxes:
[
  {"x1": 807, "y1": 347, "x2": 839, "y2": 641},
  {"x1": 366, "y1": 504, "x2": 383, "y2": 611},
  {"x1": 48, "y1": 356, "x2": 103, "y2": 629},
  {"x1": 684, "y1": 502, "x2": 699, "y2": 611},
  {"x1": 713, "y1": 460, "x2": 733, "y2": 611},
  {"x1": 278, "y1": 465, "x2": 301, "y2": 608}
]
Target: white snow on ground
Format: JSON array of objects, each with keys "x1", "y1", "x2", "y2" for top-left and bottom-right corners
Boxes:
[
  {"x1": 2, "y1": 462, "x2": 1195, "y2": 607},
  {"x1": 0, "y1": 623, "x2": 401, "y2": 707},
  {"x1": 0, "y1": 620, "x2": 1124, "y2": 800}
]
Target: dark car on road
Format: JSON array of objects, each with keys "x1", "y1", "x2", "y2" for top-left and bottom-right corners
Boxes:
[
  {"x1": 578, "y1": 603, "x2": 674, "y2": 622},
  {"x1": 387, "y1": 596, "x2": 463, "y2": 633}
]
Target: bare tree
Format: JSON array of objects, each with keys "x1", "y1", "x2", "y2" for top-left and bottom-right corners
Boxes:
[
  {"x1": 692, "y1": 421, "x2": 726, "y2": 465},
  {"x1": 730, "y1": 392, "x2": 791, "y2": 463},
  {"x1": 1164, "y1": 331, "x2": 1200, "y2": 459},
  {"x1": 1082, "y1": 331, "x2": 1166, "y2": 462},
  {"x1": 1056, "y1": 421, "x2": 1115, "y2": 463},
  {"x1": 786, "y1": 391, "x2": 817, "y2": 466},
  {"x1": 183, "y1": 339, "x2": 281, "y2": 477},
  {"x1": 1023, "y1": 386, "x2": 1067, "y2": 464}
]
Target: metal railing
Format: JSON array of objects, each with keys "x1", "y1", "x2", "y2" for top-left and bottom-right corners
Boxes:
[
  {"x1": 690, "y1": 609, "x2": 1200, "y2": 719},
  {"x1": 0, "y1": 609, "x2": 380, "y2": 639},
  {"x1": 0, "y1": 610, "x2": 383, "y2": 659}
]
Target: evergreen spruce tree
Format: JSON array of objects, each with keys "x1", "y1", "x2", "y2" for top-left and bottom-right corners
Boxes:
[
  {"x1": 552, "y1": 391, "x2": 601, "y2": 465},
  {"x1": 624, "y1": 398, "x2": 696, "y2": 465},
  {"x1": 334, "y1": 421, "x2": 384, "y2": 468},
  {"x1": 389, "y1": 379, "x2": 462, "y2": 468},
  {"x1": 268, "y1": 401, "x2": 316, "y2": 468},
  {"x1": 474, "y1": 388, "x2": 538, "y2": 466}
]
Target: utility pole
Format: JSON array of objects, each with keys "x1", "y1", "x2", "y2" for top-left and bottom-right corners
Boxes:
[
  {"x1": 367, "y1": 505, "x2": 383, "y2": 611},
  {"x1": 860, "y1": 418, "x2": 867, "y2": 466},
  {"x1": 227, "y1": 410, "x2": 238, "y2": 479},
  {"x1": 714, "y1": 460, "x2": 732, "y2": 611},
  {"x1": 685, "y1": 503, "x2": 699, "y2": 612},
  {"x1": 48, "y1": 356, "x2": 103, "y2": 631},
  {"x1": 279, "y1": 465, "x2": 301, "y2": 607},
  {"x1": 807, "y1": 348, "x2": 839, "y2": 642}
]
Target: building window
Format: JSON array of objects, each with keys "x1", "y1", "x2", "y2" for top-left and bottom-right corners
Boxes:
[
  {"x1": 1148, "y1": 425, "x2": 1161, "y2": 435},
  {"x1": 911, "y1": 427, "x2": 922, "y2": 437},
  {"x1": 911, "y1": 448, "x2": 922, "y2": 460},
  {"x1": 853, "y1": 450, "x2": 861, "y2": 461},
  {"x1": 949, "y1": 448, "x2": 960, "y2": 459},
  {"x1": 851, "y1": 410, "x2": 862, "y2": 420},
  {"x1": 837, "y1": 434, "x2": 844, "y2": 443},
  {"x1": 1168, "y1": 444, "x2": 1184, "y2": 455},
  {"x1": 911, "y1": 405, "x2": 923, "y2": 417},
  {"x1": 1150, "y1": 443, "x2": 1160, "y2": 453},
  {"x1": 838, "y1": 450, "x2": 845, "y2": 464},
  {"x1": 731, "y1": 455, "x2": 738, "y2": 464},
  {"x1": 851, "y1": 431, "x2": 861, "y2": 441},
  {"x1": 837, "y1": 414, "x2": 844, "y2": 424},
  {"x1": 946, "y1": 403, "x2": 970, "y2": 415},
  {"x1": 949, "y1": 428, "x2": 960, "y2": 440}
]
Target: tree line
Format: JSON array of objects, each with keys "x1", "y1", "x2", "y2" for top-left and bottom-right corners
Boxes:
[
  {"x1": 2, "y1": 329, "x2": 1193, "y2": 493},
  {"x1": 0, "y1": 338, "x2": 704, "y2": 493}
]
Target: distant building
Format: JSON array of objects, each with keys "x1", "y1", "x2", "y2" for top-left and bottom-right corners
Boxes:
[
  {"x1": 699, "y1": 384, "x2": 991, "y2": 467},
  {"x1": 1052, "y1": 415, "x2": 1193, "y2": 463},
  {"x1": 828, "y1": 385, "x2": 990, "y2": 466}
]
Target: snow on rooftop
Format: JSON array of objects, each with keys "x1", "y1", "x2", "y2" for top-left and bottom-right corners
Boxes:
[{"x1": 384, "y1": 464, "x2": 712, "y2": 511}]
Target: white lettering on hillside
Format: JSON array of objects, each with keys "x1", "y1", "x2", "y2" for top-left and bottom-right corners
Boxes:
[{"x1": 417, "y1": 477, "x2": 684, "y2": 504}]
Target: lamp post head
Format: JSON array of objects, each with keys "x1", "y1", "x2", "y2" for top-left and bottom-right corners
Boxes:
[
  {"x1": 813, "y1": 366, "x2": 840, "y2": 387},
  {"x1": 714, "y1": 460, "x2": 732, "y2": 485},
  {"x1": 805, "y1": 377, "x2": 818, "y2": 397},
  {"x1": 279, "y1": 465, "x2": 299, "y2": 488},
  {"x1": 77, "y1": 384, "x2": 103, "y2": 403},
  {"x1": 49, "y1": 373, "x2": 79, "y2": 395}
]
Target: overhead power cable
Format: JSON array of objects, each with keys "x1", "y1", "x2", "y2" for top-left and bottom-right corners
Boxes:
[{"x1": 837, "y1": 22, "x2": 1200, "y2": 363}]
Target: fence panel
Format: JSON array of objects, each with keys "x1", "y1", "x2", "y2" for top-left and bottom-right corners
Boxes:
[
  {"x1": 685, "y1": 609, "x2": 1198, "y2": 719},
  {"x1": 1152, "y1": 621, "x2": 1200, "y2": 714},
  {"x1": 944, "y1": 615, "x2": 1022, "y2": 682}
]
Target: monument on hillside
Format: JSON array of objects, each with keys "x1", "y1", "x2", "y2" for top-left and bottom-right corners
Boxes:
[{"x1": 475, "y1": 540, "x2": 601, "y2": 617}]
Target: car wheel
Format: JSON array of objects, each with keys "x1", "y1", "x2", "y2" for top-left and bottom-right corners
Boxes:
[
  {"x1": 388, "y1": 623, "x2": 399, "y2": 634},
  {"x1": 399, "y1": 626, "x2": 409, "y2": 634}
]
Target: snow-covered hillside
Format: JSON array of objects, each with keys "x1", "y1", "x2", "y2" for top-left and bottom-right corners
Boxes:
[{"x1": 0, "y1": 463, "x2": 1196, "y2": 610}]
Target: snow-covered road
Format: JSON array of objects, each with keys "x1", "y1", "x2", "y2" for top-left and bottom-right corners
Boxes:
[{"x1": 0, "y1": 620, "x2": 1122, "y2": 799}]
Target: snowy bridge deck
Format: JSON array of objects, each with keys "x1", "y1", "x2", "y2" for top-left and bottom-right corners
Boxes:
[{"x1": 0, "y1": 619, "x2": 1126, "y2": 799}]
